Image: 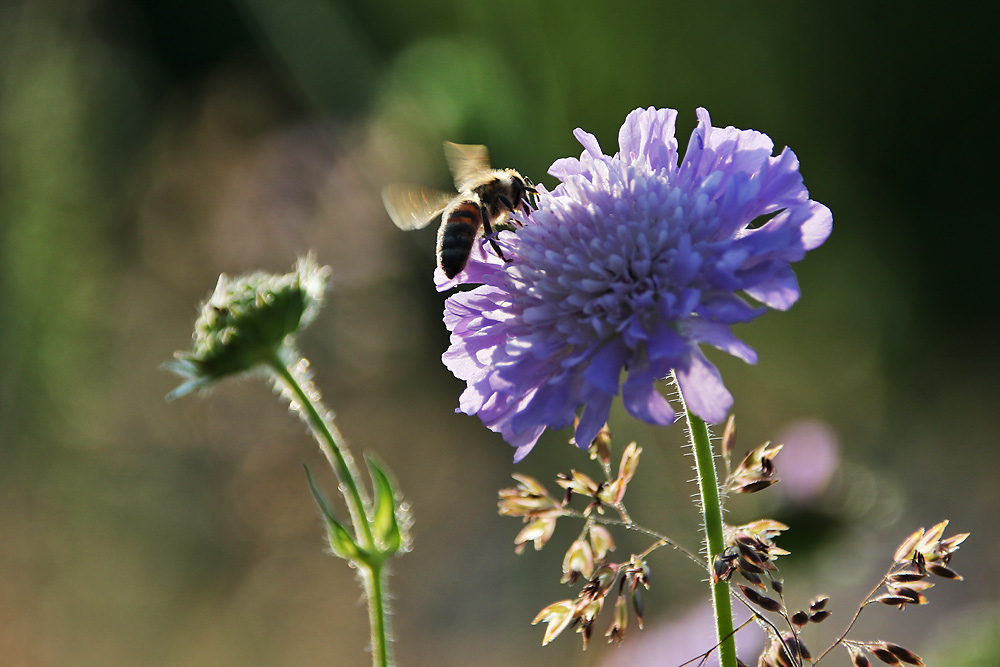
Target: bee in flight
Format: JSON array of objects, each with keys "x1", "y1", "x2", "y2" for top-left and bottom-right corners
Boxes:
[{"x1": 382, "y1": 142, "x2": 535, "y2": 278}]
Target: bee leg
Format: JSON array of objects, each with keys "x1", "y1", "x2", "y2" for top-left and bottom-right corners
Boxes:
[
  {"x1": 514, "y1": 198, "x2": 529, "y2": 224},
  {"x1": 480, "y1": 204, "x2": 510, "y2": 263},
  {"x1": 518, "y1": 185, "x2": 537, "y2": 220},
  {"x1": 524, "y1": 185, "x2": 538, "y2": 207},
  {"x1": 498, "y1": 195, "x2": 527, "y2": 226}
]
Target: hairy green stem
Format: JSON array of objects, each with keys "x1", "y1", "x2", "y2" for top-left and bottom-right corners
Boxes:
[
  {"x1": 363, "y1": 564, "x2": 391, "y2": 667},
  {"x1": 267, "y1": 351, "x2": 390, "y2": 667},
  {"x1": 684, "y1": 405, "x2": 738, "y2": 667},
  {"x1": 268, "y1": 352, "x2": 374, "y2": 548}
]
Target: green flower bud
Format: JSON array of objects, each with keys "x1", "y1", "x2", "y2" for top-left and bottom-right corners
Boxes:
[{"x1": 165, "y1": 255, "x2": 330, "y2": 399}]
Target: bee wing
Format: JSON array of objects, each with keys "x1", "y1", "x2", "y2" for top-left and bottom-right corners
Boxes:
[
  {"x1": 443, "y1": 142, "x2": 492, "y2": 192},
  {"x1": 381, "y1": 184, "x2": 452, "y2": 231}
]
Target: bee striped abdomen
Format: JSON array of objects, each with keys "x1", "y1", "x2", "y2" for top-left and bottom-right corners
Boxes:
[{"x1": 437, "y1": 200, "x2": 483, "y2": 278}]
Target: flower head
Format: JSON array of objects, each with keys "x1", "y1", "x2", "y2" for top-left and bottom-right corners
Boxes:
[
  {"x1": 166, "y1": 255, "x2": 330, "y2": 399},
  {"x1": 440, "y1": 108, "x2": 832, "y2": 460}
]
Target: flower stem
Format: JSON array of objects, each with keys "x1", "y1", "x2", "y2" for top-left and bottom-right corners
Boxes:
[
  {"x1": 684, "y1": 406, "x2": 738, "y2": 667},
  {"x1": 364, "y1": 563, "x2": 391, "y2": 667},
  {"x1": 268, "y1": 351, "x2": 374, "y2": 549},
  {"x1": 267, "y1": 350, "x2": 391, "y2": 666}
]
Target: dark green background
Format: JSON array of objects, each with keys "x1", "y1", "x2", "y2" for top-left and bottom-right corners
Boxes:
[{"x1": 1, "y1": 1, "x2": 996, "y2": 665}]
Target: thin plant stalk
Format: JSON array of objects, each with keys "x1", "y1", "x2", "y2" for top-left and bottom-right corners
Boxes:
[
  {"x1": 362, "y1": 564, "x2": 392, "y2": 667},
  {"x1": 268, "y1": 352, "x2": 373, "y2": 548},
  {"x1": 683, "y1": 398, "x2": 738, "y2": 667},
  {"x1": 267, "y1": 350, "x2": 390, "y2": 667}
]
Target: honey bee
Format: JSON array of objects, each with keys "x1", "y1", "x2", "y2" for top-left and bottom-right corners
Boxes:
[{"x1": 382, "y1": 142, "x2": 535, "y2": 278}]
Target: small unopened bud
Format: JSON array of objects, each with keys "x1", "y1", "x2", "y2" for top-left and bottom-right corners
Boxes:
[
  {"x1": 809, "y1": 595, "x2": 830, "y2": 611},
  {"x1": 926, "y1": 562, "x2": 963, "y2": 580},
  {"x1": 577, "y1": 596, "x2": 603, "y2": 623},
  {"x1": 868, "y1": 645, "x2": 902, "y2": 665},
  {"x1": 533, "y1": 599, "x2": 576, "y2": 646},
  {"x1": 882, "y1": 642, "x2": 924, "y2": 666},
  {"x1": 713, "y1": 547, "x2": 738, "y2": 583},
  {"x1": 166, "y1": 256, "x2": 329, "y2": 399},
  {"x1": 605, "y1": 596, "x2": 628, "y2": 644},
  {"x1": 894, "y1": 528, "x2": 925, "y2": 564},
  {"x1": 874, "y1": 594, "x2": 916, "y2": 608},
  {"x1": 721, "y1": 414, "x2": 737, "y2": 462},
  {"x1": 575, "y1": 597, "x2": 603, "y2": 650},
  {"x1": 514, "y1": 517, "x2": 557, "y2": 553},
  {"x1": 624, "y1": 557, "x2": 651, "y2": 591},
  {"x1": 790, "y1": 610, "x2": 809, "y2": 627},
  {"x1": 846, "y1": 644, "x2": 871, "y2": 667},
  {"x1": 588, "y1": 525, "x2": 615, "y2": 561},
  {"x1": 937, "y1": 530, "x2": 970, "y2": 555},
  {"x1": 739, "y1": 584, "x2": 783, "y2": 613},
  {"x1": 618, "y1": 442, "x2": 642, "y2": 486},
  {"x1": 630, "y1": 586, "x2": 644, "y2": 629},
  {"x1": 498, "y1": 474, "x2": 561, "y2": 518},
  {"x1": 562, "y1": 538, "x2": 595, "y2": 584},
  {"x1": 728, "y1": 441, "x2": 783, "y2": 493},
  {"x1": 509, "y1": 473, "x2": 549, "y2": 498},
  {"x1": 917, "y1": 521, "x2": 949, "y2": 553},
  {"x1": 890, "y1": 586, "x2": 929, "y2": 605},
  {"x1": 588, "y1": 423, "x2": 613, "y2": 466},
  {"x1": 581, "y1": 563, "x2": 620, "y2": 601},
  {"x1": 738, "y1": 519, "x2": 790, "y2": 541},
  {"x1": 556, "y1": 470, "x2": 601, "y2": 498}
]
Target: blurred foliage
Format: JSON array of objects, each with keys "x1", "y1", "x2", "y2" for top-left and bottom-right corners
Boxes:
[
  {"x1": 927, "y1": 607, "x2": 1000, "y2": 666},
  {"x1": 1, "y1": 0, "x2": 997, "y2": 665}
]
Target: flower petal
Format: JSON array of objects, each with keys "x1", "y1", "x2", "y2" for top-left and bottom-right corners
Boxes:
[
  {"x1": 574, "y1": 128, "x2": 606, "y2": 163},
  {"x1": 617, "y1": 107, "x2": 679, "y2": 172},
  {"x1": 801, "y1": 201, "x2": 833, "y2": 251},
  {"x1": 675, "y1": 350, "x2": 733, "y2": 424},
  {"x1": 622, "y1": 372, "x2": 676, "y2": 425},
  {"x1": 743, "y1": 264, "x2": 800, "y2": 310},
  {"x1": 573, "y1": 393, "x2": 614, "y2": 450},
  {"x1": 681, "y1": 321, "x2": 758, "y2": 364},
  {"x1": 582, "y1": 340, "x2": 628, "y2": 395}
]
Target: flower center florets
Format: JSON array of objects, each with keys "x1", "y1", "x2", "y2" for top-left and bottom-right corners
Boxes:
[{"x1": 507, "y1": 166, "x2": 717, "y2": 345}]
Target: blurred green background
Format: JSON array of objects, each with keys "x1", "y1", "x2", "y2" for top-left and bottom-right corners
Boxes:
[{"x1": 1, "y1": 1, "x2": 997, "y2": 665}]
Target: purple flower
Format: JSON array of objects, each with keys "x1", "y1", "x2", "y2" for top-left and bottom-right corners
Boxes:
[{"x1": 440, "y1": 107, "x2": 832, "y2": 461}]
